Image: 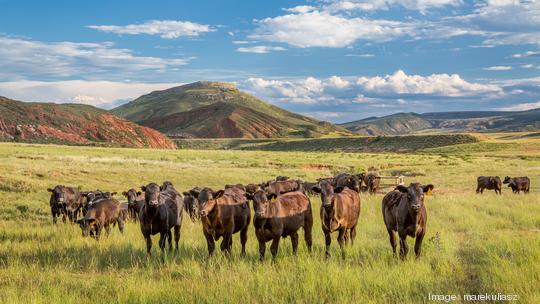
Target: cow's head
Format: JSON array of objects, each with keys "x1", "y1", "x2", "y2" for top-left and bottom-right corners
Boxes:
[
  {"x1": 47, "y1": 186, "x2": 66, "y2": 205},
  {"x1": 503, "y1": 176, "x2": 511, "y2": 184},
  {"x1": 141, "y1": 183, "x2": 161, "y2": 208},
  {"x1": 395, "y1": 183, "x2": 434, "y2": 214},
  {"x1": 161, "y1": 181, "x2": 175, "y2": 191},
  {"x1": 123, "y1": 189, "x2": 142, "y2": 205},
  {"x1": 311, "y1": 180, "x2": 344, "y2": 209},
  {"x1": 77, "y1": 218, "x2": 98, "y2": 238},
  {"x1": 198, "y1": 188, "x2": 223, "y2": 217},
  {"x1": 183, "y1": 187, "x2": 201, "y2": 221},
  {"x1": 250, "y1": 190, "x2": 276, "y2": 218}
]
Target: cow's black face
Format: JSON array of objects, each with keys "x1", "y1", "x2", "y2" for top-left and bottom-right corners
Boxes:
[
  {"x1": 124, "y1": 189, "x2": 140, "y2": 204},
  {"x1": 48, "y1": 186, "x2": 66, "y2": 205},
  {"x1": 142, "y1": 183, "x2": 161, "y2": 207},
  {"x1": 198, "y1": 188, "x2": 223, "y2": 217},
  {"x1": 252, "y1": 190, "x2": 270, "y2": 218},
  {"x1": 313, "y1": 181, "x2": 335, "y2": 209},
  {"x1": 396, "y1": 183, "x2": 434, "y2": 214},
  {"x1": 503, "y1": 176, "x2": 511, "y2": 184}
]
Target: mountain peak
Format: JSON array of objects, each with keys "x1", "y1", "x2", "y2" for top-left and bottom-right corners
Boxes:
[{"x1": 182, "y1": 81, "x2": 238, "y2": 91}]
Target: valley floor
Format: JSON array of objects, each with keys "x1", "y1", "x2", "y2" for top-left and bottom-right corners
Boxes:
[{"x1": 0, "y1": 142, "x2": 539, "y2": 303}]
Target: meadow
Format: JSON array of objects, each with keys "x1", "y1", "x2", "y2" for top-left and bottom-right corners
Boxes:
[{"x1": 0, "y1": 138, "x2": 539, "y2": 303}]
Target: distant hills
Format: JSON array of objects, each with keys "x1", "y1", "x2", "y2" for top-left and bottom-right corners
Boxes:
[
  {"x1": 340, "y1": 109, "x2": 540, "y2": 135},
  {"x1": 111, "y1": 81, "x2": 347, "y2": 138},
  {"x1": 0, "y1": 96, "x2": 175, "y2": 148}
]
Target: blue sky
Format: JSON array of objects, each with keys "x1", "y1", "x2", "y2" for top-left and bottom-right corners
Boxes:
[{"x1": 1, "y1": 0, "x2": 540, "y2": 123}]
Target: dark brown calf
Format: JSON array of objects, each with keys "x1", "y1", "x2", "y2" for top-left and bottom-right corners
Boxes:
[
  {"x1": 77, "y1": 198, "x2": 125, "y2": 240},
  {"x1": 139, "y1": 182, "x2": 183, "y2": 256},
  {"x1": 503, "y1": 176, "x2": 530, "y2": 194},
  {"x1": 364, "y1": 172, "x2": 380, "y2": 194},
  {"x1": 382, "y1": 183, "x2": 434, "y2": 259},
  {"x1": 198, "y1": 187, "x2": 250, "y2": 256},
  {"x1": 312, "y1": 181, "x2": 361, "y2": 258},
  {"x1": 476, "y1": 176, "x2": 502, "y2": 194},
  {"x1": 122, "y1": 189, "x2": 145, "y2": 221},
  {"x1": 182, "y1": 187, "x2": 202, "y2": 222},
  {"x1": 250, "y1": 190, "x2": 313, "y2": 260},
  {"x1": 47, "y1": 185, "x2": 83, "y2": 224}
]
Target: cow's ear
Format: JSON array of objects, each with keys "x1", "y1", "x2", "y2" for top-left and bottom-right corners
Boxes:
[
  {"x1": 136, "y1": 191, "x2": 142, "y2": 196},
  {"x1": 311, "y1": 186, "x2": 321, "y2": 193},
  {"x1": 122, "y1": 191, "x2": 128, "y2": 197},
  {"x1": 159, "y1": 186, "x2": 164, "y2": 191},
  {"x1": 214, "y1": 190, "x2": 224, "y2": 199},
  {"x1": 182, "y1": 191, "x2": 190, "y2": 196},
  {"x1": 334, "y1": 186, "x2": 344, "y2": 193},
  {"x1": 110, "y1": 192, "x2": 117, "y2": 196},
  {"x1": 396, "y1": 185, "x2": 408, "y2": 193},
  {"x1": 140, "y1": 185, "x2": 146, "y2": 191},
  {"x1": 47, "y1": 188, "x2": 53, "y2": 193},
  {"x1": 266, "y1": 193, "x2": 277, "y2": 201},
  {"x1": 190, "y1": 189, "x2": 200, "y2": 197},
  {"x1": 423, "y1": 184, "x2": 434, "y2": 194}
]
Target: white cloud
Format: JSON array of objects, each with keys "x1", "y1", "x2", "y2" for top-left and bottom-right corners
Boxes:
[
  {"x1": 232, "y1": 40, "x2": 255, "y2": 44},
  {"x1": 498, "y1": 101, "x2": 540, "y2": 111},
  {"x1": 322, "y1": 0, "x2": 463, "y2": 13},
  {"x1": 345, "y1": 53, "x2": 375, "y2": 57},
  {"x1": 0, "y1": 36, "x2": 188, "y2": 80},
  {"x1": 0, "y1": 80, "x2": 182, "y2": 108},
  {"x1": 483, "y1": 65, "x2": 512, "y2": 71},
  {"x1": 88, "y1": 20, "x2": 214, "y2": 39},
  {"x1": 284, "y1": 5, "x2": 316, "y2": 13},
  {"x1": 243, "y1": 70, "x2": 504, "y2": 105},
  {"x1": 512, "y1": 51, "x2": 540, "y2": 58},
  {"x1": 521, "y1": 64, "x2": 534, "y2": 69},
  {"x1": 236, "y1": 46, "x2": 287, "y2": 53}
]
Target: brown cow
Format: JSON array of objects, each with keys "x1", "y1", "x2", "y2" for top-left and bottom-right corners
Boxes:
[
  {"x1": 311, "y1": 181, "x2": 361, "y2": 258},
  {"x1": 250, "y1": 190, "x2": 313, "y2": 260},
  {"x1": 77, "y1": 198, "x2": 125, "y2": 240},
  {"x1": 476, "y1": 176, "x2": 502, "y2": 194},
  {"x1": 182, "y1": 187, "x2": 202, "y2": 222},
  {"x1": 47, "y1": 185, "x2": 83, "y2": 224},
  {"x1": 364, "y1": 172, "x2": 380, "y2": 194},
  {"x1": 139, "y1": 182, "x2": 183, "y2": 256},
  {"x1": 266, "y1": 180, "x2": 303, "y2": 195},
  {"x1": 198, "y1": 187, "x2": 251, "y2": 256},
  {"x1": 503, "y1": 176, "x2": 530, "y2": 194},
  {"x1": 122, "y1": 189, "x2": 145, "y2": 221},
  {"x1": 382, "y1": 183, "x2": 434, "y2": 259},
  {"x1": 333, "y1": 173, "x2": 361, "y2": 193}
]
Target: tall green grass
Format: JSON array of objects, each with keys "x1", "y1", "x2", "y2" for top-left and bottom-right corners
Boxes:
[{"x1": 0, "y1": 142, "x2": 539, "y2": 303}]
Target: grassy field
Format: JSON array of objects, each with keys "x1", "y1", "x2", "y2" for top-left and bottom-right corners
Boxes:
[{"x1": 0, "y1": 140, "x2": 539, "y2": 303}]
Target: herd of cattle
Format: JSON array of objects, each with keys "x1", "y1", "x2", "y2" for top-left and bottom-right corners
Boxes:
[
  {"x1": 476, "y1": 176, "x2": 531, "y2": 194},
  {"x1": 46, "y1": 172, "x2": 530, "y2": 260}
]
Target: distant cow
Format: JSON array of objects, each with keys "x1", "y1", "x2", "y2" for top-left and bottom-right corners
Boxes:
[
  {"x1": 382, "y1": 183, "x2": 434, "y2": 259},
  {"x1": 198, "y1": 187, "x2": 251, "y2": 256},
  {"x1": 250, "y1": 190, "x2": 313, "y2": 260},
  {"x1": 476, "y1": 176, "x2": 502, "y2": 194},
  {"x1": 276, "y1": 176, "x2": 290, "y2": 181},
  {"x1": 77, "y1": 198, "x2": 125, "y2": 240},
  {"x1": 302, "y1": 181, "x2": 318, "y2": 196},
  {"x1": 139, "y1": 182, "x2": 183, "y2": 256},
  {"x1": 364, "y1": 172, "x2": 380, "y2": 194},
  {"x1": 333, "y1": 173, "x2": 361, "y2": 193},
  {"x1": 122, "y1": 189, "x2": 145, "y2": 221},
  {"x1": 81, "y1": 190, "x2": 116, "y2": 216},
  {"x1": 311, "y1": 180, "x2": 361, "y2": 258},
  {"x1": 245, "y1": 183, "x2": 260, "y2": 195},
  {"x1": 182, "y1": 187, "x2": 202, "y2": 222},
  {"x1": 503, "y1": 176, "x2": 530, "y2": 194},
  {"x1": 47, "y1": 185, "x2": 83, "y2": 224},
  {"x1": 265, "y1": 180, "x2": 303, "y2": 195}
]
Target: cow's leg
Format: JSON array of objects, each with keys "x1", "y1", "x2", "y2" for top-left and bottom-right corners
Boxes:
[
  {"x1": 104, "y1": 224, "x2": 111, "y2": 235},
  {"x1": 158, "y1": 231, "x2": 167, "y2": 253},
  {"x1": 258, "y1": 238, "x2": 266, "y2": 261},
  {"x1": 337, "y1": 228, "x2": 346, "y2": 259},
  {"x1": 173, "y1": 225, "x2": 180, "y2": 252},
  {"x1": 270, "y1": 236, "x2": 280, "y2": 259},
  {"x1": 117, "y1": 218, "x2": 125, "y2": 234},
  {"x1": 145, "y1": 235, "x2": 152, "y2": 256},
  {"x1": 240, "y1": 225, "x2": 248, "y2": 257},
  {"x1": 324, "y1": 230, "x2": 332, "y2": 258},
  {"x1": 203, "y1": 230, "x2": 215, "y2": 256},
  {"x1": 167, "y1": 230, "x2": 173, "y2": 251},
  {"x1": 303, "y1": 223, "x2": 312, "y2": 253},
  {"x1": 399, "y1": 233, "x2": 409, "y2": 259},
  {"x1": 476, "y1": 186, "x2": 480, "y2": 194},
  {"x1": 350, "y1": 225, "x2": 357, "y2": 245},
  {"x1": 414, "y1": 232, "x2": 425, "y2": 258},
  {"x1": 388, "y1": 229, "x2": 398, "y2": 257},
  {"x1": 343, "y1": 229, "x2": 349, "y2": 245},
  {"x1": 51, "y1": 208, "x2": 57, "y2": 224},
  {"x1": 291, "y1": 232, "x2": 299, "y2": 256},
  {"x1": 62, "y1": 212, "x2": 66, "y2": 223},
  {"x1": 220, "y1": 233, "x2": 232, "y2": 255}
]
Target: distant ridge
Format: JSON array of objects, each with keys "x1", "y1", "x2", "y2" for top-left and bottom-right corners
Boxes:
[
  {"x1": 340, "y1": 108, "x2": 540, "y2": 135},
  {"x1": 112, "y1": 81, "x2": 348, "y2": 138}
]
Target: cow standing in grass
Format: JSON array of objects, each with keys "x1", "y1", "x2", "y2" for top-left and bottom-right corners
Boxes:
[
  {"x1": 503, "y1": 176, "x2": 530, "y2": 194},
  {"x1": 47, "y1": 185, "x2": 83, "y2": 224},
  {"x1": 250, "y1": 190, "x2": 313, "y2": 260},
  {"x1": 311, "y1": 180, "x2": 361, "y2": 259},
  {"x1": 476, "y1": 176, "x2": 502, "y2": 194},
  {"x1": 122, "y1": 188, "x2": 145, "y2": 221},
  {"x1": 77, "y1": 198, "x2": 125, "y2": 240},
  {"x1": 139, "y1": 182, "x2": 183, "y2": 256},
  {"x1": 382, "y1": 183, "x2": 434, "y2": 259}
]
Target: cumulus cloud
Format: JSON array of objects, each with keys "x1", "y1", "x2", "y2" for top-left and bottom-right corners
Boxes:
[
  {"x1": 497, "y1": 101, "x2": 540, "y2": 111},
  {"x1": 0, "y1": 80, "x2": 182, "y2": 108},
  {"x1": 284, "y1": 5, "x2": 316, "y2": 13},
  {"x1": 236, "y1": 46, "x2": 287, "y2": 53},
  {"x1": 88, "y1": 20, "x2": 214, "y2": 39},
  {"x1": 0, "y1": 36, "x2": 188, "y2": 80},
  {"x1": 482, "y1": 66, "x2": 513, "y2": 71},
  {"x1": 243, "y1": 70, "x2": 504, "y2": 106}
]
